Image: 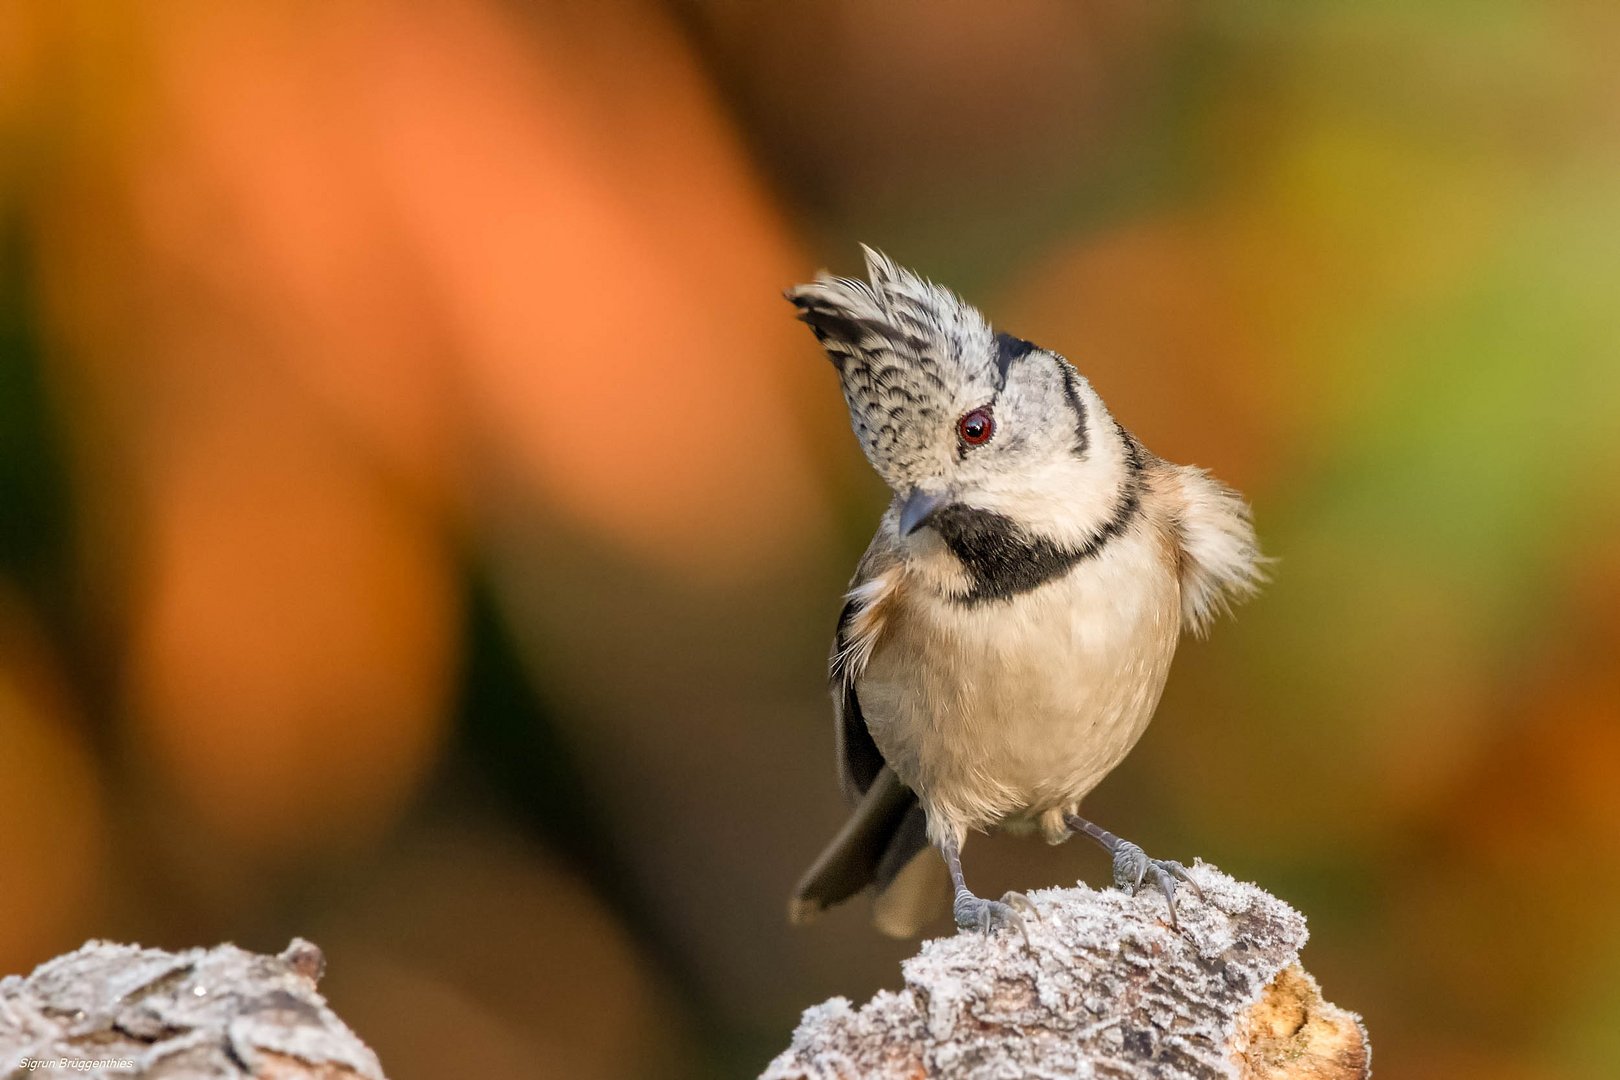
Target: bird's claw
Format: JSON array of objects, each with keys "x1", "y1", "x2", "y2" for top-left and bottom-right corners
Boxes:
[
  {"x1": 953, "y1": 892, "x2": 1033, "y2": 947},
  {"x1": 999, "y1": 890, "x2": 1041, "y2": 923},
  {"x1": 1112, "y1": 841, "x2": 1202, "y2": 930}
]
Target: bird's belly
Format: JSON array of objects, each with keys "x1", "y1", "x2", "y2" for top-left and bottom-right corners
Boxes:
[{"x1": 858, "y1": 549, "x2": 1180, "y2": 838}]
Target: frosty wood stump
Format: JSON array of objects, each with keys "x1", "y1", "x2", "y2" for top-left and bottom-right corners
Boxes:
[
  {"x1": 0, "y1": 939, "x2": 382, "y2": 1079},
  {"x1": 0, "y1": 865, "x2": 1366, "y2": 1080},
  {"x1": 766, "y1": 864, "x2": 1370, "y2": 1080}
]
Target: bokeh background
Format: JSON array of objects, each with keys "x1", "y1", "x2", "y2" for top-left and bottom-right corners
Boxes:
[{"x1": 3, "y1": 2, "x2": 1618, "y2": 1077}]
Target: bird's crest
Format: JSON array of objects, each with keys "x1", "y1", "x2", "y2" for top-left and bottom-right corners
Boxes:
[{"x1": 786, "y1": 247, "x2": 1003, "y2": 488}]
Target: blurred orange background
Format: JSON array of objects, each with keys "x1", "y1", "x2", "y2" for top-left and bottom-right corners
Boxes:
[{"x1": 3, "y1": 3, "x2": 1618, "y2": 1077}]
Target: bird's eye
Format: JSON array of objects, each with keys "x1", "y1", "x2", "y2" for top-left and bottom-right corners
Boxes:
[{"x1": 958, "y1": 407, "x2": 995, "y2": 447}]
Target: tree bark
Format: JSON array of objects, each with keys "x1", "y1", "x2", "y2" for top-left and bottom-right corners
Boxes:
[
  {"x1": 764, "y1": 863, "x2": 1370, "y2": 1080},
  {"x1": 0, "y1": 939, "x2": 383, "y2": 1079}
]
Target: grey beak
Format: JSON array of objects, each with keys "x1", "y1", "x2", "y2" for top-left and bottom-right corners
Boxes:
[{"x1": 899, "y1": 488, "x2": 947, "y2": 537}]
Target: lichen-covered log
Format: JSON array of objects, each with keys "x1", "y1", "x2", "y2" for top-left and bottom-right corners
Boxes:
[
  {"x1": 0, "y1": 939, "x2": 383, "y2": 1079},
  {"x1": 764, "y1": 864, "x2": 1369, "y2": 1080}
]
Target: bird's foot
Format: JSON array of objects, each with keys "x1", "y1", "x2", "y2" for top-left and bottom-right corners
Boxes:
[
  {"x1": 1111, "y1": 841, "x2": 1203, "y2": 930},
  {"x1": 953, "y1": 890, "x2": 1035, "y2": 945}
]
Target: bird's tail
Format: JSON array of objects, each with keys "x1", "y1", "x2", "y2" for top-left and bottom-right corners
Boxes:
[
  {"x1": 869, "y1": 848, "x2": 949, "y2": 938},
  {"x1": 789, "y1": 767, "x2": 946, "y2": 937}
]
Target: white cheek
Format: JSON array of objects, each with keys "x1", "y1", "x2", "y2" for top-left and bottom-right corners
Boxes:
[{"x1": 967, "y1": 453, "x2": 1122, "y2": 542}]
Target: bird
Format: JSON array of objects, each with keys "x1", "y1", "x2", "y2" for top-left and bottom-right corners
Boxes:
[{"x1": 785, "y1": 247, "x2": 1265, "y2": 940}]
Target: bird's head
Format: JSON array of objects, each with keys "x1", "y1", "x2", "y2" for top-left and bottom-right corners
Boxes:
[{"x1": 787, "y1": 247, "x2": 1137, "y2": 557}]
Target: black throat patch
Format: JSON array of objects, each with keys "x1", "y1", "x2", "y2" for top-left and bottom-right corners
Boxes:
[{"x1": 928, "y1": 435, "x2": 1144, "y2": 605}]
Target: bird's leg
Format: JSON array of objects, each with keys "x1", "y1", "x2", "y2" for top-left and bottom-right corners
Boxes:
[
  {"x1": 939, "y1": 833, "x2": 1034, "y2": 944},
  {"x1": 1063, "y1": 812, "x2": 1204, "y2": 930}
]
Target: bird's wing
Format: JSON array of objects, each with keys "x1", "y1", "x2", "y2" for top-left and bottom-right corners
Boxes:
[
  {"x1": 829, "y1": 523, "x2": 904, "y2": 803},
  {"x1": 1162, "y1": 463, "x2": 1268, "y2": 636},
  {"x1": 792, "y1": 522, "x2": 939, "y2": 933}
]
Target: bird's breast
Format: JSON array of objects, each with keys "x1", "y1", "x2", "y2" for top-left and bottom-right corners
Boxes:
[{"x1": 856, "y1": 527, "x2": 1181, "y2": 837}]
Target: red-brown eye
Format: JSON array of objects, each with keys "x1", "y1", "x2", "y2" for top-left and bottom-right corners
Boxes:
[{"x1": 958, "y1": 407, "x2": 995, "y2": 446}]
